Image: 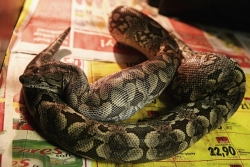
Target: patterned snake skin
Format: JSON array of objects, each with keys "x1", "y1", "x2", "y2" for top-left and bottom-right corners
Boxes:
[{"x1": 19, "y1": 6, "x2": 246, "y2": 163}]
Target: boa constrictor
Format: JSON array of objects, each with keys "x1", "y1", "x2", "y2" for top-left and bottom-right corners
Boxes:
[{"x1": 19, "y1": 6, "x2": 246, "y2": 163}]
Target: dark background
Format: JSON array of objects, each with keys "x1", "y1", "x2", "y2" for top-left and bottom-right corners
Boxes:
[{"x1": 148, "y1": 0, "x2": 250, "y2": 32}]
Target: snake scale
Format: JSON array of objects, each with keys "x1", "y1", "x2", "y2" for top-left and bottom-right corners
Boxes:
[{"x1": 19, "y1": 6, "x2": 246, "y2": 163}]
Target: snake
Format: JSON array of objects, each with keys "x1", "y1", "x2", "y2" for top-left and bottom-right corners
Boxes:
[{"x1": 19, "y1": 6, "x2": 246, "y2": 164}]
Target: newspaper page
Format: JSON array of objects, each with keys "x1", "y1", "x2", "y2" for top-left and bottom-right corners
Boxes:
[{"x1": 1, "y1": 0, "x2": 250, "y2": 166}]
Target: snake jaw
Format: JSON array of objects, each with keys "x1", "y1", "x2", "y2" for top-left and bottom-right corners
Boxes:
[{"x1": 19, "y1": 73, "x2": 63, "y2": 95}]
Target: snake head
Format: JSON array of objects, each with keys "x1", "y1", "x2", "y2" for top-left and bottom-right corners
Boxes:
[
  {"x1": 19, "y1": 61, "x2": 89, "y2": 97},
  {"x1": 19, "y1": 63, "x2": 68, "y2": 95}
]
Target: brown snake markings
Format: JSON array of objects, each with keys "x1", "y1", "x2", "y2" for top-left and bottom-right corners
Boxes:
[{"x1": 19, "y1": 6, "x2": 245, "y2": 163}]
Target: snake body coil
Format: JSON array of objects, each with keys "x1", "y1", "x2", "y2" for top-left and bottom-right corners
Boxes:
[{"x1": 19, "y1": 6, "x2": 245, "y2": 163}]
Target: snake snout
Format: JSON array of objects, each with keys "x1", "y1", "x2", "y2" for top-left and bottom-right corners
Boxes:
[
  {"x1": 19, "y1": 75, "x2": 25, "y2": 84},
  {"x1": 19, "y1": 74, "x2": 31, "y2": 84}
]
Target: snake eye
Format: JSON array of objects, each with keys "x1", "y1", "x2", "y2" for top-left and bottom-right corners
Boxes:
[{"x1": 32, "y1": 67, "x2": 40, "y2": 75}]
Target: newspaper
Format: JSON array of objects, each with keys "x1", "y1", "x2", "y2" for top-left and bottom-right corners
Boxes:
[{"x1": 1, "y1": 0, "x2": 250, "y2": 166}]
